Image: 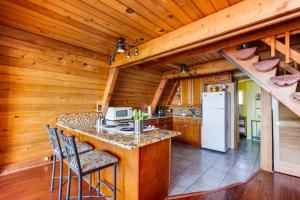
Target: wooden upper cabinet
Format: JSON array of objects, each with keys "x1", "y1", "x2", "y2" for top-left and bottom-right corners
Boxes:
[
  {"x1": 180, "y1": 77, "x2": 202, "y2": 106},
  {"x1": 204, "y1": 72, "x2": 232, "y2": 84},
  {"x1": 192, "y1": 77, "x2": 201, "y2": 106},
  {"x1": 180, "y1": 78, "x2": 191, "y2": 106}
]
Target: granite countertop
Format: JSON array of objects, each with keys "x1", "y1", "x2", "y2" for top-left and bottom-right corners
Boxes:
[
  {"x1": 146, "y1": 115, "x2": 201, "y2": 120},
  {"x1": 172, "y1": 115, "x2": 201, "y2": 119},
  {"x1": 57, "y1": 122, "x2": 180, "y2": 150}
]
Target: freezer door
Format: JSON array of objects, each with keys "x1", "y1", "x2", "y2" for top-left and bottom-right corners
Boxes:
[
  {"x1": 201, "y1": 108, "x2": 227, "y2": 152},
  {"x1": 202, "y1": 92, "x2": 226, "y2": 109}
]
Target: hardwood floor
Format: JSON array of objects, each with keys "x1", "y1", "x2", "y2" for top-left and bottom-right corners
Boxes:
[
  {"x1": 0, "y1": 163, "x2": 93, "y2": 200},
  {"x1": 167, "y1": 170, "x2": 300, "y2": 200},
  {"x1": 1, "y1": 164, "x2": 300, "y2": 200}
]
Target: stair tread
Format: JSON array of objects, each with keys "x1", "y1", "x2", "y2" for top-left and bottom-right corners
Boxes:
[
  {"x1": 234, "y1": 47, "x2": 257, "y2": 61},
  {"x1": 254, "y1": 58, "x2": 280, "y2": 72},
  {"x1": 294, "y1": 92, "x2": 300, "y2": 100},
  {"x1": 270, "y1": 75, "x2": 300, "y2": 86}
]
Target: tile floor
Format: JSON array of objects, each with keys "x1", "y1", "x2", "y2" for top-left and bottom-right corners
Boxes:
[{"x1": 169, "y1": 137, "x2": 260, "y2": 195}]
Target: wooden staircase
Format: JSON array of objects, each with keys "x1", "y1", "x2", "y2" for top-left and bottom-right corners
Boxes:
[{"x1": 220, "y1": 32, "x2": 300, "y2": 117}]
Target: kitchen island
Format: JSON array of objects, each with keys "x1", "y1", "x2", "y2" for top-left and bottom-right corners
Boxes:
[{"x1": 57, "y1": 113, "x2": 180, "y2": 200}]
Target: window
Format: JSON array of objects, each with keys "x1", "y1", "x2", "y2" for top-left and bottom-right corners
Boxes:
[{"x1": 238, "y1": 91, "x2": 243, "y2": 105}]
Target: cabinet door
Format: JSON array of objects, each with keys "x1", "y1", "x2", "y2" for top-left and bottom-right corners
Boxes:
[
  {"x1": 185, "y1": 125, "x2": 201, "y2": 147},
  {"x1": 192, "y1": 77, "x2": 201, "y2": 106},
  {"x1": 158, "y1": 122, "x2": 172, "y2": 130},
  {"x1": 216, "y1": 72, "x2": 232, "y2": 83},
  {"x1": 204, "y1": 75, "x2": 216, "y2": 84},
  {"x1": 173, "y1": 123, "x2": 186, "y2": 142},
  {"x1": 180, "y1": 79, "x2": 191, "y2": 106}
]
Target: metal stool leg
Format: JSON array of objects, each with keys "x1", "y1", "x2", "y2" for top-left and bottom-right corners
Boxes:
[
  {"x1": 89, "y1": 175, "x2": 92, "y2": 191},
  {"x1": 78, "y1": 176, "x2": 82, "y2": 200},
  {"x1": 50, "y1": 155, "x2": 56, "y2": 191},
  {"x1": 58, "y1": 158, "x2": 63, "y2": 200},
  {"x1": 97, "y1": 171, "x2": 101, "y2": 196},
  {"x1": 113, "y1": 163, "x2": 117, "y2": 200},
  {"x1": 66, "y1": 167, "x2": 71, "y2": 200}
]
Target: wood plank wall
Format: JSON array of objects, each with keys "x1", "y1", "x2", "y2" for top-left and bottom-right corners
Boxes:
[
  {"x1": 110, "y1": 66, "x2": 162, "y2": 110},
  {"x1": 0, "y1": 24, "x2": 109, "y2": 174}
]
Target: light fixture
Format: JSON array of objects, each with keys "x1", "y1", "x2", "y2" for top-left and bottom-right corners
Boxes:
[
  {"x1": 111, "y1": 52, "x2": 115, "y2": 62},
  {"x1": 126, "y1": 7, "x2": 134, "y2": 14},
  {"x1": 126, "y1": 50, "x2": 131, "y2": 58},
  {"x1": 107, "y1": 38, "x2": 141, "y2": 65},
  {"x1": 134, "y1": 47, "x2": 139, "y2": 56},
  {"x1": 180, "y1": 64, "x2": 187, "y2": 73},
  {"x1": 116, "y1": 38, "x2": 126, "y2": 53}
]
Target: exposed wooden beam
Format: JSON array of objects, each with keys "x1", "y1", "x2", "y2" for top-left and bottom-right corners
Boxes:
[
  {"x1": 101, "y1": 68, "x2": 119, "y2": 114},
  {"x1": 270, "y1": 35, "x2": 276, "y2": 57},
  {"x1": 163, "y1": 60, "x2": 237, "y2": 79},
  {"x1": 141, "y1": 19, "x2": 300, "y2": 70},
  {"x1": 285, "y1": 31, "x2": 290, "y2": 63},
  {"x1": 110, "y1": 0, "x2": 300, "y2": 68},
  {"x1": 165, "y1": 64, "x2": 181, "y2": 70},
  {"x1": 279, "y1": 62, "x2": 300, "y2": 75},
  {"x1": 261, "y1": 37, "x2": 300, "y2": 64},
  {"x1": 166, "y1": 80, "x2": 180, "y2": 105},
  {"x1": 260, "y1": 88, "x2": 273, "y2": 172},
  {"x1": 151, "y1": 79, "x2": 168, "y2": 114}
]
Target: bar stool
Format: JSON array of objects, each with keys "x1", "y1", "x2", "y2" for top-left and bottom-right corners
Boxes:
[
  {"x1": 46, "y1": 125, "x2": 94, "y2": 200},
  {"x1": 59, "y1": 131, "x2": 118, "y2": 200}
]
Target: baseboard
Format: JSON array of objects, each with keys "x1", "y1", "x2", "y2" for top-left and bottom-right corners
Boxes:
[{"x1": 0, "y1": 158, "x2": 51, "y2": 176}]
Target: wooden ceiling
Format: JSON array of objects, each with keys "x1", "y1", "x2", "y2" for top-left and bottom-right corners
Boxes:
[
  {"x1": 143, "y1": 51, "x2": 224, "y2": 72},
  {"x1": 0, "y1": 0, "x2": 243, "y2": 62}
]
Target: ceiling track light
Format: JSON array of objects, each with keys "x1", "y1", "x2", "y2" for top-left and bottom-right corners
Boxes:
[
  {"x1": 111, "y1": 52, "x2": 115, "y2": 62},
  {"x1": 116, "y1": 38, "x2": 126, "y2": 53},
  {"x1": 126, "y1": 50, "x2": 131, "y2": 58},
  {"x1": 180, "y1": 65, "x2": 188, "y2": 73},
  {"x1": 134, "y1": 47, "x2": 139, "y2": 56},
  {"x1": 107, "y1": 37, "x2": 140, "y2": 65}
]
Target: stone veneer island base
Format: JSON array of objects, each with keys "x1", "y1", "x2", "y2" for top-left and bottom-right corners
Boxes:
[{"x1": 57, "y1": 113, "x2": 180, "y2": 200}]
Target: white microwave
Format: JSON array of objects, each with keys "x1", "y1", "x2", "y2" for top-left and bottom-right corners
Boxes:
[{"x1": 105, "y1": 107, "x2": 133, "y2": 121}]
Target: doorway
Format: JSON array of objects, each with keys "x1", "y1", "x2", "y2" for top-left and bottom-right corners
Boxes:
[{"x1": 237, "y1": 79, "x2": 261, "y2": 142}]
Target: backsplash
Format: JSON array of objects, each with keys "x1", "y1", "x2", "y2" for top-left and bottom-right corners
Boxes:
[
  {"x1": 57, "y1": 112, "x2": 101, "y2": 127},
  {"x1": 166, "y1": 105, "x2": 201, "y2": 116}
]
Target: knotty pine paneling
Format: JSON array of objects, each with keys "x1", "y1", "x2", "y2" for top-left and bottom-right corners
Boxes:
[
  {"x1": 0, "y1": 25, "x2": 109, "y2": 174},
  {"x1": 110, "y1": 66, "x2": 162, "y2": 110}
]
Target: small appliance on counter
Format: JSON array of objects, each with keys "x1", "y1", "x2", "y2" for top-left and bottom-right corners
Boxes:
[
  {"x1": 147, "y1": 105, "x2": 152, "y2": 117},
  {"x1": 156, "y1": 106, "x2": 164, "y2": 117},
  {"x1": 105, "y1": 107, "x2": 133, "y2": 121}
]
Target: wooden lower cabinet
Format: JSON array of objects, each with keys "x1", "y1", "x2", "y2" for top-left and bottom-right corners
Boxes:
[
  {"x1": 144, "y1": 117, "x2": 201, "y2": 147},
  {"x1": 144, "y1": 117, "x2": 173, "y2": 130},
  {"x1": 185, "y1": 125, "x2": 200, "y2": 146},
  {"x1": 173, "y1": 123, "x2": 186, "y2": 142},
  {"x1": 173, "y1": 117, "x2": 201, "y2": 147}
]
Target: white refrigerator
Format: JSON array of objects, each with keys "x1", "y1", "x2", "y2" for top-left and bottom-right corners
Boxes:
[{"x1": 201, "y1": 91, "x2": 229, "y2": 152}]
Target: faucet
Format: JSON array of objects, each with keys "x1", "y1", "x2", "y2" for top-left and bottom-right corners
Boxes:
[
  {"x1": 189, "y1": 107, "x2": 196, "y2": 116},
  {"x1": 96, "y1": 111, "x2": 105, "y2": 126}
]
